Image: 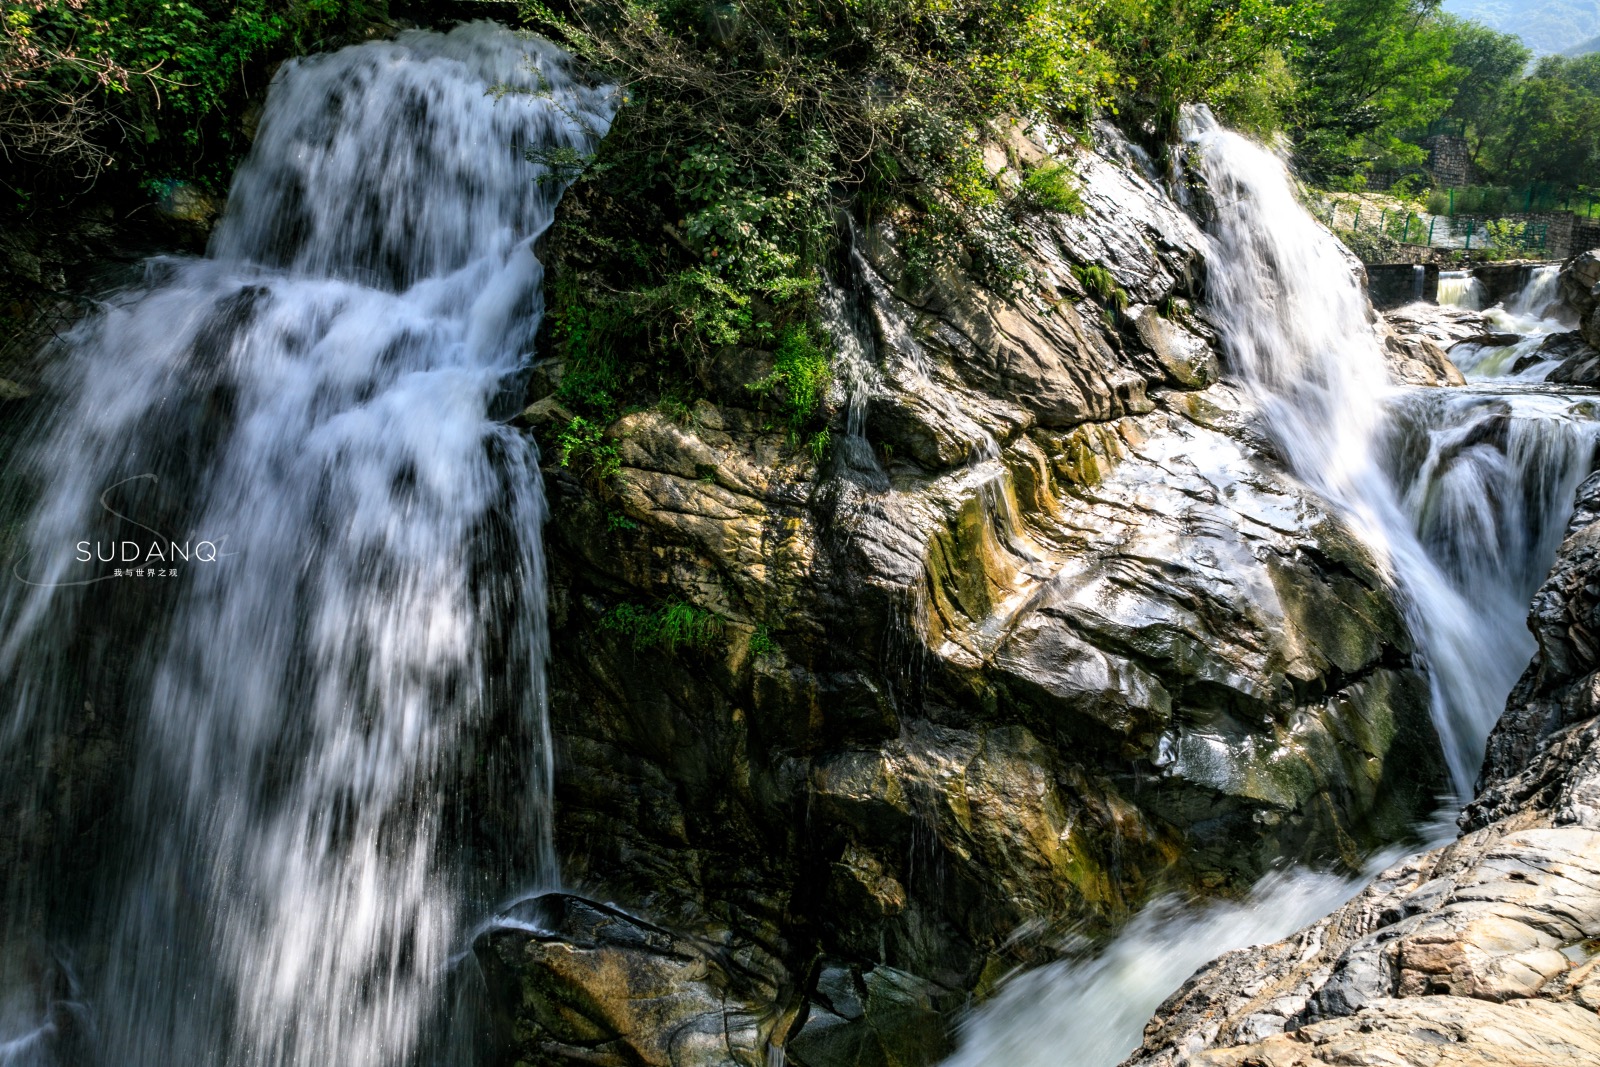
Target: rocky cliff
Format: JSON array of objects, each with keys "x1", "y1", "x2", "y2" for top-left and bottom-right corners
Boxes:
[
  {"x1": 1547, "y1": 250, "x2": 1600, "y2": 384},
  {"x1": 475, "y1": 126, "x2": 1449, "y2": 1067},
  {"x1": 1123, "y1": 469, "x2": 1600, "y2": 1067}
]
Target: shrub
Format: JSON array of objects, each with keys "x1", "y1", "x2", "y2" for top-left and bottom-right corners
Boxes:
[
  {"x1": 600, "y1": 601, "x2": 725, "y2": 654},
  {"x1": 1, "y1": 0, "x2": 381, "y2": 196},
  {"x1": 1018, "y1": 161, "x2": 1086, "y2": 215},
  {"x1": 748, "y1": 325, "x2": 831, "y2": 432},
  {"x1": 1071, "y1": 263, "x2": 1128, "y2": 310},
  {"x1": 807, "y1": 428, "x2": 831, "y2": 465},
  {"x1": 555, "y1": 415, "x2": 620, "y2": 481},
  {"x1": 523, "y1": 0, "x2": 1120, "y2": 400}
]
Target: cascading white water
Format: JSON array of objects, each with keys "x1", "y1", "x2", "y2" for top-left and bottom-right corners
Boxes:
[
  {"x1": 1448, "y1": 266, "x2": 1577, "y2": 379},
  {"x1": 0, "y1": 23, "x2": 612, "y2": 1067},
  {"x1": 1438, "y1": 270, "x2": 1487, "y2": 309},
  {"x1": 943, "y1": 108, "x2": 1599, "y2": 1067},
  {"x1": 1506, "y1": 264, "x2": 1563, "y2": 319},
  {"x1": 942, "y1": 856, "x2": 1408, "y2": 1067},
  {"x1": 1181, "y1": 109, "x2": 1597, "y2": 790}
]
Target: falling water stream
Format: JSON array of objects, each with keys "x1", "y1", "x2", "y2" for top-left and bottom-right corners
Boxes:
[
  {"x1": 945, "y1": 110, "x2": 1600, "y2": 1066},
  {"x1": 0, "y1": 23, "x2": 611, "y2": 1067},
  {"x1": 1, "y1": 25, "x2": 1594, "y2": 1067},
  {"x1": 1445, "y1": 265, "x2": 1576, "y2": 379}
]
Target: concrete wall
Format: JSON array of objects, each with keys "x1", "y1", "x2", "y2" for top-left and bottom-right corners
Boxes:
[{"x1": 1368, "y1": 263, "x2": 1439, "y2": 309}]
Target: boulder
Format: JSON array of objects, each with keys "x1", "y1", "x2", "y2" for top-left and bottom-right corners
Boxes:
[
  {"x1": 475, "y1": 894, "x2": 789, "y2": 1067},
  {"x1": 1560, "y1": 249, "x2": 1600, "y2": 350},
  {"x1": 1380, "y1": 303, "x2": 1478, "y2": 386},
  {"x1": 1124, "y1": 473, "x2": 1600, "y2": 1067},
  {"x1": 1537, "y1": 331, "x2": 1600, "y2": 384}
]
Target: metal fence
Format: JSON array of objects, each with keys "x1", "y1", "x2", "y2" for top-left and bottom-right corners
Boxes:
[{"x1": 1320, "y1": 199, "x2": 1558, "y2": 253}]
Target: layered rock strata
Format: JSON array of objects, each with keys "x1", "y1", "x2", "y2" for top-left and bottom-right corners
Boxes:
[
  {"x1": 480, "y1": 128, "x2": 1448, "y2": 1066},
  {"x1": 1125, "y1": 472, "x2": 1600, "y2": 1067}
]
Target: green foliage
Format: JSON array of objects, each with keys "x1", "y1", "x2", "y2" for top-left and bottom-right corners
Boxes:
[
  {"x1": 1289, "y1": 0, "x2": 1464, "y2": 184},
  {"x1": 1438, "y1": 16, "x2": 1528, "y2": 163},
  {"x1": 1386, "y1": 172, "x2": 1431, "y2": 201},
  {"x1": 1018, "y1": 161, "x2": 1086, "y2": 215},
  {"x1": 552, "y1": 281, "x2": 626, "y2": 415},
  {"x1": 525, "y1": 0, "x2": 1128, "y2": 397},
  {"x1": 1071, "y1": 263, "x2": 1128, "y2": 310},
  {"x1": 748, "y1": 625, "x2": 776, "y2": 658},
  {"x1": 555, "y1": 415, "x2": 620, "y2": 481},
  {"x1": 1094, "y1": 0, "x2": 1312, "y2": 138},
  {"x1": 600, "y1": 600, "x2": 725, "y2": 654},
  {"x1": 527, "y1": 144, "x2": 601, "y2": 187},
  {"x1": 1, "y1": 0, "x2": 381, "y2": 196},
  {"x1": 1332, "y1": 225, "x2": 1402, "y2": 264},
  {"x1": 807, "y1": 428, "x2": 831, "y2": 465},
  {"x1": 748, "y1": 325, "x2": 831, "y2": 432},
  {"x1": 1478, "y1": 54, "x2": 1600, "y2": 188}
]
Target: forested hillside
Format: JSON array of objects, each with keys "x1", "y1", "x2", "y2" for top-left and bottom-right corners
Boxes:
[{"x1": 1443, "y1": 0, "x2": 1600, "y2": 53}]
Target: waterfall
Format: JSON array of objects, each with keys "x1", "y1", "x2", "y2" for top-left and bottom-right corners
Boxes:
[
  {"x1": 1438, "y1": 270, "x2": 1487, "y2": 309},
  {"x1": 942, "y1": 108, "x2": 1598, "y2": 1067},
  {"x1": 1442, "y1": 265, "x2": 1575, "y2": 379},
  {"x1": 0, "y1": 23, "x2": 612, "y2": 1067},
  {"x1": 1180, "y1": 108, "x2": 1596, "y2": 791},
  {"x1": 1506, "y1": 265, "x2": 1563, "y2": 319}
]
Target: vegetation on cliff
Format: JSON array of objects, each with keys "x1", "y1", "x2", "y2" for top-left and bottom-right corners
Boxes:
[
  {"x1": 0, "y1": 0, "x2": 384, "y2": 202},
  {"x1": 522, "y1": 0, "x2": 1305, "y2": 459}
]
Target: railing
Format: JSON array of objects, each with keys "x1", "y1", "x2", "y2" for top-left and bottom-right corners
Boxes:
[
  {"x1": 1428, "y1": 184, "x2": 1599, "y2": 218},
  {"x1": 1318, "y1": 199, "x2": 1555, "y2": 253}
]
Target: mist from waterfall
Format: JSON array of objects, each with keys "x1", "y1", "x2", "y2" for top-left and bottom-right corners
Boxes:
[
  {"x1": 0, "y1": 24, "x2": 612, "y2": 1067},
  {"x1": 943, "y1": 108, "x2": 1599, "y2": 1067}
]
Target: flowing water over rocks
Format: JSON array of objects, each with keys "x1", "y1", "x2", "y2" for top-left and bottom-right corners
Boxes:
[
  {"x1": 505, "y1": 117, "x2": 1454, "y2": 1067},
  {"x1": 3, "y1": 25, "x2": 1598, "y2": 1067},
  {"x1": 0, "y1": 24, "x2": 612, "y2": 1067},
  {"x1": 941, "y1": 113, "x2": 1600, "y2": 1067}
]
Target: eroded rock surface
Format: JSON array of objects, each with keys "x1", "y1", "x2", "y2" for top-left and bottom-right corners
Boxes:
[
  {"x1": 1125, "y1": 473, "x2": 1600, "y2": 1067},
  {"x1": 1562, "y1": 250, "x2": 1600, "y2": 353},
  {"x1": 1380, "y1": 304, "x2": 1477, "y2": 387},
  {"x1": 480, "y1": 126, "x2": 1446, "y2": 1066},
  {"x1": 1546, "y1": 250, "x2": 1600, "y2": 384}
]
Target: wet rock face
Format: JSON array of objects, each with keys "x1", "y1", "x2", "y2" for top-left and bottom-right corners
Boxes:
[
  {"x1": 475, "y1": 894, "x2": 790, "y2": 1067},
  {"x1": 1544, "y1": 249, "x2": 1600, "y2": 383},
  {"x1": 1124, "y1": 473, "x2": 1600, "y2": 1067},
  {"x1": 491, "y1": 126, "x2": 1446, "y2": 1065},
  {"x1": 1561, "y1": 249, "x2": 1600, "y2": 352},
  {"x1": 1379, "y1": 304, "x2": 1474, "y2": 387}
]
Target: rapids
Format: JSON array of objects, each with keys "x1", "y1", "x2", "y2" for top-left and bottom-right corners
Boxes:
[
  {"x1": 1445, "y1": 265, "x2": 1578, "y2": 379},
  {"x1": 943, "y1": 110, "x2": 1600, "y2": 1067},
  {"x1": 0, "y1": 23, "x2": 612, "y2": 1067}
]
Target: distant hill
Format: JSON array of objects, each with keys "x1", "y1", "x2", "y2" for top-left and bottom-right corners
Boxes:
[
  {"x1": 1443, "y1": 0, "x2": 1600, "y2": 54},
  {"x1": 1565, "y1": 31, "x2": 1600, "y2": 52}
]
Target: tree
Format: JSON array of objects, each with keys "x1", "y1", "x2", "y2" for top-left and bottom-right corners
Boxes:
[
  {"x1": 1437, "y1": 15, "x2": 1529, "y2": 167},
  {"x1": 1482, "y1": 54, "x2": 1600, "y2": 187},
  {"x1": 1092, "y1": 0, "x2": 1310, "y2": 138},
  {"x1": 1289, "y1": 0, "x2": 1462, "y2": 185}
]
